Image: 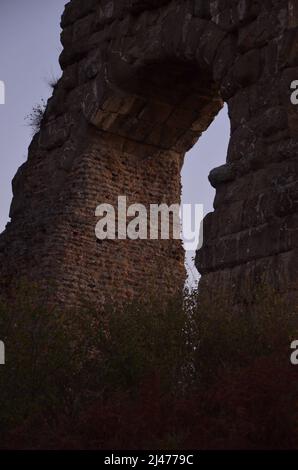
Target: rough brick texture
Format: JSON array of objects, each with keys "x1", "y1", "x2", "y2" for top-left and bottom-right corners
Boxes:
[{"x1": 0, "y1": 0, "x2": 297, "y2": 308}]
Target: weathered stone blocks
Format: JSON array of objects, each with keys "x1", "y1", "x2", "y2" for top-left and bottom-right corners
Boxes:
[{"x1": 0, "y1": 0, "x2": 297, "y2": 307}]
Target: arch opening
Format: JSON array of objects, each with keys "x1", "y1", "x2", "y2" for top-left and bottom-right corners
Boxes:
[
  {"x1": 182, "y1": 104, "x2": 230, "y2": 289},
  {"x1": 85, "y1": 59, "x2": 227, "y2": 296},
  {"x1": 94, "y1": 59, "x2": 223, "y2": 156},
  {"x1": 1, "y1": 0, "x2": 297, "y2": 308}
]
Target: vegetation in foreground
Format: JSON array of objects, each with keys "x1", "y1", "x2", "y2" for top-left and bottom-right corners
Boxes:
[{"x1": 0, "y1": 281, "x2": 297, "y2": 449}]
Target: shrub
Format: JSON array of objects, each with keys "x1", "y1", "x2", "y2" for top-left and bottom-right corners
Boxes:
[
  {"x1": 0, "y1": 281, "x2": 297, "y2": 449},
  {"x1": 0, "y1": 282, "x2": 73, "y2": 430},
  {"x1": 25, "y1": 99, "x2": 46, "y2": 134}
]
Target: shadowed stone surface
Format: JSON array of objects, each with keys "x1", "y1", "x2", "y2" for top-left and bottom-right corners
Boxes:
[{"x1": 0, "y1": 0, "x2": 297, "y2": 307}]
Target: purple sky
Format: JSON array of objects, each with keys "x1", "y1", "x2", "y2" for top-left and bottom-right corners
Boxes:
[
  {"x1": 0, "y1": 0, "x2": 65, "y2": 232},
  {"x1": 0, "y1": 1, "x2": 230, "y2": 282}
]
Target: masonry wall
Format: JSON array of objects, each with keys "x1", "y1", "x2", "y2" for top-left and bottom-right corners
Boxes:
[{"x1": 0, "y1": 0, "x2": 297, "y2": 308}]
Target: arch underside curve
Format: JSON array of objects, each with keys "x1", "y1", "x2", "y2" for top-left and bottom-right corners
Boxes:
[{"x1": 0, "y1": 0, "x2": 297, "y2": 307}]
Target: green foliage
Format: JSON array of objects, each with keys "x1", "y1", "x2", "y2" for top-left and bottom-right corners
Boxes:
[
  {"x1": 92, "y1": 294, "x2": 198, "y2": 392},
  {"x1": 0, "y1": 280, "x2": 297, "y2": 449},
  {"x1": 194, "y1": 282, "x2": 297, "y2": 384},
  {"x1": 0, "y1": 282, "x2": 72, "y2": 428},
  {"x1": 0, "y1": 283, "x2": 198, "y2": 432}
]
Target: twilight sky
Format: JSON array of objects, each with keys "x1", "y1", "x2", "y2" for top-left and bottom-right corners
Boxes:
[{"x1": 0, "y1": 1, "x2": 230, "y2": 282}]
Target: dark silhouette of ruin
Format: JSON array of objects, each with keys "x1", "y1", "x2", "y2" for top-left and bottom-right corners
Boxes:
[{"x1": 0, "y1": 0, "x2": 297, "y2": 307}]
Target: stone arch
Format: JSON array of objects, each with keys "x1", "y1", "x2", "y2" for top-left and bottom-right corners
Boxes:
[{"x1": 0, "y1": 0, "x2": 297, "y2": 308}]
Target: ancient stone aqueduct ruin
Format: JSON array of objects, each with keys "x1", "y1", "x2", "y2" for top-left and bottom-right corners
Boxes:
[{"x1": 0, "y1": 0, "x2": 297, "y2": 307}]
